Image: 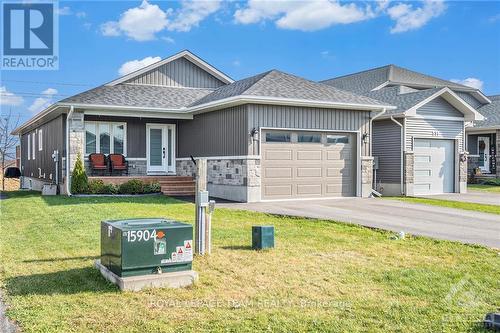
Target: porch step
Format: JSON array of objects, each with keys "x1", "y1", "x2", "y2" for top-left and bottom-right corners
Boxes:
[{"x1": 159, "y1": 176, "x2": 195, "y2": 196}]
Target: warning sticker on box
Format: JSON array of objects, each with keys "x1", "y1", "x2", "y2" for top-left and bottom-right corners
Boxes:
[{"x1": 184, "y1": 240, "x2": 193, "y2": 260}]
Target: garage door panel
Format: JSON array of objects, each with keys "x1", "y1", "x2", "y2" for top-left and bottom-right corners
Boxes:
[
  {"x1": 264, "y1": 184, "x2": 292, "y2": 196},
  {"x1": 414, "y1": 139, "x2": 454, "y2": 195},
  {"x1": 263, "y1": 167, "x2": 292, "y2": 179},
  {"x1": 262, "y1": 130, "x2": 356, "y2": 200},
  {"x1": 296, "y1": 150, "x2": 322, "y2": 160},
  {"x1": 297, "y1": 184, "x2": 322, "y2": 195},
  {"x1": 296, "y1": 167, "x2": 322, "y2": 177},
  {"x1": 265, "y1": 149, "x2": 293, "y2": 161}
]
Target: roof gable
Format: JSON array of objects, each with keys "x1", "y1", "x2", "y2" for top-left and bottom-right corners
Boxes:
[{"x1": 106, "y1": 50, "x2": 233, "y2": 88}]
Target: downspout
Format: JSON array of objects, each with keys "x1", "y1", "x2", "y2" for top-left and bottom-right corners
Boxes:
[
  {"x1": 369, "y1": 108, "x2": 386, "y2": 195},
  {"x1": 65, "y1": 105, "x2": 74, "y2": 196},
  {"x1": 390, "y1": 116, "x2": 404, "y2": 195}
]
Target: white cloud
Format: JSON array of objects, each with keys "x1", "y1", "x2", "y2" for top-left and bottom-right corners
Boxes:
[
  {"x1": 100, "y1": 1, "x2": 169, "y2": 41},
  {"x1": 168, "y1": 0, "x2": 221, "y2": 32},
  {"x1": 450, "y1": 78, "x2": 484, "y2": 90},
  {"x1": 100, "y1": 0, "x2": 220, "y2": 41},
  {"x1": 234, "y1": 0, "x2": 381, "y2": 31},
  {"x1": 76, "y1": 11, "x2": 87, "y2": 19},
  {"x1": 118, "y1": 56, "x2": 162, "y2": 76},
  {"x1": 161, "y1": 36, "x2": 175, "y2": 44},
  {"x1": 232, "y1": 59, "x2": 241, "y2": 67},
  {"x1": 234, "y1": 0, "x2": 445, "y2": 33},
  {"x1": 387, "y1": 0, "x2": 446, "y2": 33},
  {"x1": 28, "y1": 88, "x2": 58, "y2": 113},
  {"x1": 56, "y1": 6, "x2": 72, "y2": 16},
  {"x1": 0, "y1": 86, "x2": 24, "y2": 106}
]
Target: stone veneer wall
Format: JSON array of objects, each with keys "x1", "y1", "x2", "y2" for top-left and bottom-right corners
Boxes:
[
  {"x1": 459, "y1": 152, "x2": 467, "y2": 193},
  {"x1": 497, "y1": 130, "x2": 500, "y2": 178},
  {"x1": 361, "y1": 157, "x2": 373, "y2": 197},
  {"x1": 176, "y1": 158, "x2": 261, "y2": 202},
  {"x1": 404, "y1": 152, "x2": 414, "y2": 196}
]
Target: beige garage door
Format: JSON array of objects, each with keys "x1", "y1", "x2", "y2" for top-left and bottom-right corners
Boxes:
[{"x1": 261, "y1": 130, "x2": 357, "y2": 200}]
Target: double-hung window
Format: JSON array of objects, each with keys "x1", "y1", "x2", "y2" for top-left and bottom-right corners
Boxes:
[{"x1": 85, "y1": 121, "x2": 126, "y2": 155}]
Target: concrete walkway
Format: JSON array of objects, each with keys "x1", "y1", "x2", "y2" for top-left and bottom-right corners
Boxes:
[
  {"x1": 219, "y1": 198, "x2": 500, "y2": 248},
  {"x1": 419, "y1": 192, "x2": 500, "y2": 206}
]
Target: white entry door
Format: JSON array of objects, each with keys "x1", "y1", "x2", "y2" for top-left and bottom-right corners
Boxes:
[
  {"x1": 478, "y1": 136, "x2": 490, "y2": 173},
  {"x1": 146, "y1": 124, "x2": 175, "y2": 174},
  {"x1": 414, "y1": 139, "x2": 454, "y2": 195}
]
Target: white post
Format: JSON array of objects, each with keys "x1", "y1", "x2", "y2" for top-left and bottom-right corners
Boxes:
[{"x1": 195, "y1": 159, "x2": 207, "y2": 255}]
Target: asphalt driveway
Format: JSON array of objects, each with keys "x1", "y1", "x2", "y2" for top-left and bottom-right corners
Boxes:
[
  {"x1": 219, "y1": 198, "x2": 500, "y2": 248},
  {"x1": 419, "y1": 191, "x2": 500, "y2": 205}
]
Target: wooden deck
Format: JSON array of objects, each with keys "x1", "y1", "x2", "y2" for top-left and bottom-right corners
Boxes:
[{"x1": 88, "y1": 176, "x2": 195, "y2": 196}]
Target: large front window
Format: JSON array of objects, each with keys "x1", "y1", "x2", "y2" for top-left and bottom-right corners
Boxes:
[{"x1": 85, "y1": 121, "x2": 126, "y2": 155}]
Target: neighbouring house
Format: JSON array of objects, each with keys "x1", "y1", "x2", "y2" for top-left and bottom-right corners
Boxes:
[
  {"x1": 12, "y1": 50, "x2": 394, "y2": 202},
  {"x1": 322, "y1": 65, "x2": 486, "y2": 196},
  {"x1": 466, "y1": 95, "x2": 500, "y2": 179}
]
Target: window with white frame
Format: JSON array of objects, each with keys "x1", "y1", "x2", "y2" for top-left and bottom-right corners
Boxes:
[
  {"x1": 38, "y1": 129, "x2": 43, "y2": 151},
  {"x1": 32, "y1": 132, "x2": 35, "y2": 159},
  {"x1": 85, "y1": 121, "x2": 126, "y2": 155},
  {"x1": 27, "y1": 134, "x2": 31, "y2": 160}
]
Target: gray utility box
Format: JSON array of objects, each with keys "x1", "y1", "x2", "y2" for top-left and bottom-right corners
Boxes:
[{"x1": 101, "y1": 218, "x2": 193, "y2": 277}]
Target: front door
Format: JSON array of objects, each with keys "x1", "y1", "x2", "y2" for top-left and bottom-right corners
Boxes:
[
  {"x1": 146, "y1": 124, "x2": 175, "y2": 174},
  {"x1": 478, "y1": 136, "x2": 490, "y2": 173}
]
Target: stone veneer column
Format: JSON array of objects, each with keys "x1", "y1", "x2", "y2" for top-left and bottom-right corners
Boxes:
[
  {"x1": 459, "y1": 152, "x2": 468, "y2": 193},
  {"x1": 497, "y1": 130, "x2": 500, "y2": 178},
  {"x1": 361, "y1": 156, "x2": 373, "y2": 197},
  {"x1": 404, "y1": 152, "x2": 414, "y2": 196}
]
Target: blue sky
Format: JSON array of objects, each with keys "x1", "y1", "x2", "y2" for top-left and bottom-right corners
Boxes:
[{"x1": 1, "y1": 0, "x2": 500, "y2": 123}]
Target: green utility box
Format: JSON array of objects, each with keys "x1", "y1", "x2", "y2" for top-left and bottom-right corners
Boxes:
[
  {"x1": 252, "y1": 225, "x2": 274, "y2": 250},
  {"x1": 101, "y1": 218, "x2": 193, "y2": 277}
]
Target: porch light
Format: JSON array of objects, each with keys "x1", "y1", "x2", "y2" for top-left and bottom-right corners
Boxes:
[
  {"x1": 250, "y1": 128, "x2": 259, "y2": 140},
  {"x1": 362, "y1": 133, "x2": 370, "y2": 144}
]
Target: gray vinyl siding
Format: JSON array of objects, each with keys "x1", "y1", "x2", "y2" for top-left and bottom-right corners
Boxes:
[
  {"x1": 416, "y1": 97, "x2": 464, "y2": 117},
  {"x1": 177, "y1": 105, "x2": 248, "y2": 157},
  {"x1": 455, "y1": 91, "x2": 483, "y2": 109},
  {"x1": 20, "y1": 115, "x2": 65, "y2": 182},
  {"x1": 84, "y1": 115, "x2": 176, "y2": 158},
  {"x1": 405, "y1": 118, "x2": 464, "y2": 151},
  {"x1": 467, "y1": 134, "x2": 479, "y2": 155},
  {"x1": 124, "y1": 57, "x2": 226, "y2": 89},
  {"x1": 247, "y1": 104, "x2": 371, "y2": 156},
  {"x1": 373, "y1": 119, "x2": 401, "y2": 183}
]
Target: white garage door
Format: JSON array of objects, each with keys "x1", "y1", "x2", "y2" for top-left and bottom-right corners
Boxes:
[
  {"x1": 261, "y1": 130, "x2": 357, "y2": 200},
  {"x1": 414, "y1": 139, "x2": 454, "y2": 195}
]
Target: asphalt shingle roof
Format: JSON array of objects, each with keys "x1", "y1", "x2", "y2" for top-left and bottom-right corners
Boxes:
[
  {"x1": 364, "y1": 86, "x2": 443, "y2": 116},
  {"x1": 60, "y1": 84, "x2": 214, "y2": 109},
  {"x1": 321, "y1": 65, "x2": 473, "y2": 94},
  {"x1": 191, "y1": 70, "x2": 388, "y2": 107},
  {"x1": 474, "y1": 95, "x2": 500, "y2": 128}
]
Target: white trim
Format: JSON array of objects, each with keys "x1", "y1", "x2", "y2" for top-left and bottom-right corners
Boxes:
[
  {"x1": 404, "y1": 87, "x2": 483, "y2": 121},
  {"x1": 410, "y1": 115, "x2": 465, "y2": 121},
  {"x1": 82, "y1": 108, "x2": 193, "y2": 120},
  {"x1": 259, "y1": 126, "x2": 361, "y2": 134},
  {"x1": 38, "y1": 129, "x2": 43, "y2": 151},
  {"x1": 32, "y1": 132, "x2": 35, "y2": 160},
  {"x1": 371, "y1": 81, "x2": 390, "y2": 91},
  {"x1": 259, "y1": 196, "x2": 351, "y2": 203},
  {"x1": 27, "y1": 134, "x2": 31, "y2": 160},
  {"x1": 146, "y1": 123, "x2": 176, "y2": 174},
  {"x1": 106, "y1": 50, "x2": 234, "y2": 86},
  {"x1": 176, "y1": 155, "x2": 261, "y2": 161},
  {"x1": 466, "y1": 126, "x2": 500, "y2": 133},
  {"x1": 84, "y1": 121, "x2": 127, "y2": 156},
  {"x1": 190, "y1": 95, "x2": 395, "y2": 114}
]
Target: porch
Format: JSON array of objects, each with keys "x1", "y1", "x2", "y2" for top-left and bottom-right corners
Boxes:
[
  {"x1": 88, "y1": 175, "x2": 195, "y2": 196},
  {"x1": 467, "y1": 130, "x2": 499, "y2": 180}
]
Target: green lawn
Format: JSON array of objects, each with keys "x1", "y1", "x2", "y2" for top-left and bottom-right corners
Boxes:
[
  {"x1": 468, "y1": 184, "x2": 500, "y2": 193},
  {"x1": 0, "y1": 192, "x2": 498, "y2": 333},
  {"x1": 386, "y1": 197, "x2": 500, "y2": 215}
]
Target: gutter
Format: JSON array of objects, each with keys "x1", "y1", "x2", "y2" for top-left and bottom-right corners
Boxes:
[
  {"x1": 369, "y1": 108, "x2": 386, "y2": 194},
  {"x1": 390, "y1": 116, "x2": 404, "y2": 195},
  {"x1": 65, "y1": 105, "x2": 74, "y2": 196}
]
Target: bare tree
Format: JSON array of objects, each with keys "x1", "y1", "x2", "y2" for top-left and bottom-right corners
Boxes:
[{"x1": 0, "y1": 109, "x2": 20, "y2": 191}]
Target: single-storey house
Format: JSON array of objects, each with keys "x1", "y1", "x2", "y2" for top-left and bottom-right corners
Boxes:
[
  {"x1": 466, "y1": 95, "x2": 500, "y2": 178},
  {"x1": 321, "y1": 65, "x2": 485, "y2": 196},
  {"x1": 13, "y1": 50, "x2": 394, "y2": 202}
]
